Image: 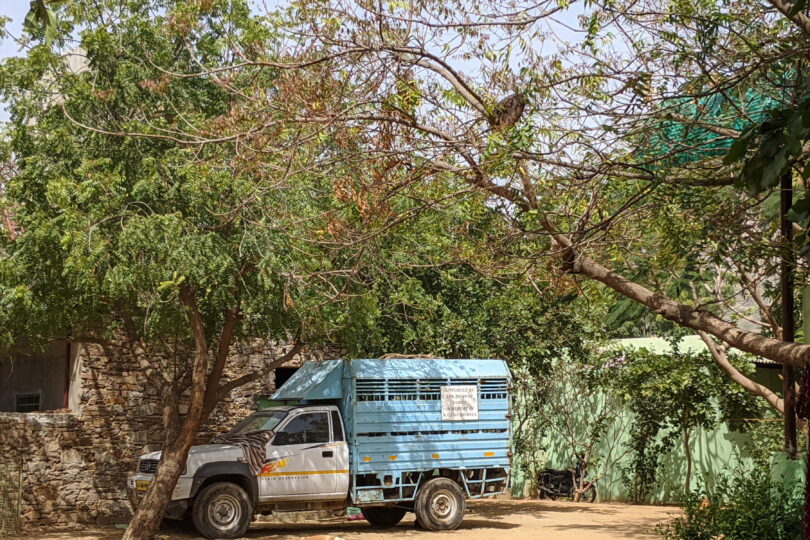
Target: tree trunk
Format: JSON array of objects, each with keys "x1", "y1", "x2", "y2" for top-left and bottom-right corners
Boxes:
[
  {"x1": 571, "y1": 469, "x2": 581, "y2": 502},
  {"x1": 683, "y1": 425, "x2": 692, "y2": 493},
  {"x1": 123, "y1": 381, "x2": 208, "y2": 540},
  {"x1": 122, "y1": 438, "x2": 193, "y2": 540},
  {"x1": 123, "y1": 287, "x2": 218, "y2": 540},
  {"x1": 117, "y1": 280, "x2": 302, "y2": 540},
  {"x1": 781, "y1": 170, "x2": 797, "y2": 457},
  {"x1": 805, "y1": 441, "x2": 810, "y2": 540}
]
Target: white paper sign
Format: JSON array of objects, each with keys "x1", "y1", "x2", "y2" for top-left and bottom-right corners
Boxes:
[{"x1": 441, "y1": 385, "x2": 479, "y2": 421}]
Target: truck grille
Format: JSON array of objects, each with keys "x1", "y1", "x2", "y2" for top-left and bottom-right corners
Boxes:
[{"x1": 139, "y1": 459, "x2": 159, "y2": 473}]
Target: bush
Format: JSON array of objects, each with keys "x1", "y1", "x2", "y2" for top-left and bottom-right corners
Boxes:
[{"x1": 658, "y1": 467, "x2": 801, "y2": 540}]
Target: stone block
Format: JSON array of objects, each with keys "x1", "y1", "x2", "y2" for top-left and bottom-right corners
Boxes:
[{"x1": 61, "y1": 449, "x2": 83, "y2": 464}]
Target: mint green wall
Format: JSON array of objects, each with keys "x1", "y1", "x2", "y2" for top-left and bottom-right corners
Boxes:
[
  {"x1": 771, "y1": 452, "x2": 805, "y2": 498},
  {"x1": 510, "y1": 336, "x2": 778, "y2": 503},
  {"x1": 511, "y1": 405, "x2": 760, "y2": 502}
]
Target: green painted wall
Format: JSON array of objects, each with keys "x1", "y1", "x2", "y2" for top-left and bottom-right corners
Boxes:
[
  {"x1": 771, "y1": 452, "x2": 805, "y2": 498},
  {"x1": 511, "y1": 403, "x2": 764, "y2": 502},
  {"x1": 511, "y1": 336, "x2": 783, "y2": 503}
]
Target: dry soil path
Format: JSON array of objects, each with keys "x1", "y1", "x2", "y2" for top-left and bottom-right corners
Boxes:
[{"x1": 16, "y1": 499, "x2": 678, "y2": 540}]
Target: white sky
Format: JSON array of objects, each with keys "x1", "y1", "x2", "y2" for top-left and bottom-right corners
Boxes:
[
  {"x1": 0, "y1": 1, "x2": 589, "y2": 124},
  {"x1": 0, "y1": 2, "x2": 31, "y2": 122}
]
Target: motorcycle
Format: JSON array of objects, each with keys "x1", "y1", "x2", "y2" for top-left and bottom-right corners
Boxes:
[{"x1": 537, "y1": 456, "x2": 597, "y2": 502}]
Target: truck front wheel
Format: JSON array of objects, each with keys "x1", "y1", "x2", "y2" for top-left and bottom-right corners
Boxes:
[
  {"x1": 363, "y1": 506, "x2": 407, "y2": 527},
  {"x1": 414, "y1": 477, "x2": 466, "y2": 531},
  {"x1": 191, "y1": 481, "x2": 253, "y2": 539}
]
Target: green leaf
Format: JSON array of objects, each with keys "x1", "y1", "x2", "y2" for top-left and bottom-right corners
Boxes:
[
  {"x1": 723, "y1": 135, "x2": 750, "y2": 164},
  {"x1": 787, "y1": 194, "x2": 810, "y2": 224},
  {"x1": 758, "y1": 150, "x2": 787, "y2": 191}
]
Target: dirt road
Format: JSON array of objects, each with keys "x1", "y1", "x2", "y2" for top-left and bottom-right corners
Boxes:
[{"x1": 17, "y1": 500, "x2": 677, "y2": 540}]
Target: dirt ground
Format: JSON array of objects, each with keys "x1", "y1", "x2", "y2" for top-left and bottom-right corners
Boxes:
[{"x1": 14, "y1": 500, "x2": 678, "y2": 540}]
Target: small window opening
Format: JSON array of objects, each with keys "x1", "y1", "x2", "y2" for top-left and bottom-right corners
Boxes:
[{"x1": 16, "y1": 393, "x2": 40, "y2": 413}]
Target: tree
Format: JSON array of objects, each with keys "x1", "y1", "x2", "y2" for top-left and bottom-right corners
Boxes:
[
  {"x1": 0, "y1": 2, "x2": 378, "y2": 538},
  {"x1": 341, "y1": 263, "x2": 589, "y2": 363},
  {"x1": 602, "y1": 338, "x2": 760, "y2": 502},
  {"x1": 79, "y1": 0, "x2": 810, "y2": 367},
  {"x1": 7, "y1": 0, "x2": 810, "y2": 533}
]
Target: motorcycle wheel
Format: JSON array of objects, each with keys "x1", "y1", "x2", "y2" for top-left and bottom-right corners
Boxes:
[
  {"x1": 579, "y1": 485, "x2": 597, "y2": 503},
  {"x1": 539, "y1": 490, "x2": 557, "y2": 501}
]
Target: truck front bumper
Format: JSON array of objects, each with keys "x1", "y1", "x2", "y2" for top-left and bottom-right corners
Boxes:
[{"x1": 127, "y1": 473, "x2": 194, "y2": 502}]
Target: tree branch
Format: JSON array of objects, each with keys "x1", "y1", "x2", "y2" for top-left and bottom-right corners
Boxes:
[
  {"x1": 178, "y1": 285, "x2": 212, "y2": 436},
  {"x1": 697, "y1": 331, "x2": 784, "y2": 413},
  {"x1": 202, "y1": 307, "x2": 240, "y2": 414},
  {"x1": 455, "y1": 169, "x2": 810, "y2": 366},
  {"x1": 205, "y1": 341, "x2": 304, "y2": 416},
  {"x1": 767, "y1": 0, "x2": 810, "y2": 38}
]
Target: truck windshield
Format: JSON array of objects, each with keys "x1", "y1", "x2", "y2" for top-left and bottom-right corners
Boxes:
[{"x1": 229, "y1": 410, "x2": 288, "y2": 434}]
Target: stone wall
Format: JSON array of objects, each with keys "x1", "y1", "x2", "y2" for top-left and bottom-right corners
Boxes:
[{"x1": 0, "y1": 340, "x2": 341, "y2": 529}]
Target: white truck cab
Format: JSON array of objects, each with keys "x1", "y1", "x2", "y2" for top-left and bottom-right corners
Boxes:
[{"x1": 128, "y1": 405, "x2": 349, "y2": 537}]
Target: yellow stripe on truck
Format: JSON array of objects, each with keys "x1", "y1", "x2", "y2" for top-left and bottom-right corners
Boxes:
[{"x1": 259, "y1": 470, "x2": 349, "y2": 477}]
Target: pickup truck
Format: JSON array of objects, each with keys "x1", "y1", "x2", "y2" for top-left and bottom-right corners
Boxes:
[{"x1": 128, "y1": 358, "x2": 511, "y2": 538}]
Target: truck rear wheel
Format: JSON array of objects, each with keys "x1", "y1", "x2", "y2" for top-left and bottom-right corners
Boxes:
[
  {"x1": 191, "y1": 481, "x2": 253, "y2": 539},
  {"x1": 363, "y1": 506, "x2": 407, "y2": 527},
  {"x1": 414, "y1": 477, "x2": 466, "y2": 531}
]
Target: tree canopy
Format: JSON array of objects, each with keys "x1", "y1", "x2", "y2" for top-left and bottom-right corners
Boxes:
[{"x1": 3, "y1": 0, "x2": 810, "y2": 536}]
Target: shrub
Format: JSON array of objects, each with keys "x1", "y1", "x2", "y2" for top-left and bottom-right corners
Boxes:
[{"x1": 658, "y1": 467, "x2": 801, "y2": 540}]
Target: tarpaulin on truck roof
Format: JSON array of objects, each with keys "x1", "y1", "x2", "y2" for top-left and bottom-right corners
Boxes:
[{"x1": 347, "y1": 358, "x2": 510, "y2": 379}]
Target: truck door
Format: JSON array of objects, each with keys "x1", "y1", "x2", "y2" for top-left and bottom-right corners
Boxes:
[
  {"x1": 260, "y1": 411, "x2": 341, "y2": 498},
  {"x1": 331, "y1": 409, "x2": 350, "y2": 495}
]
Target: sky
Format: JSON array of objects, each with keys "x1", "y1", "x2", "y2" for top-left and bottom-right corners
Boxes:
[
  {"x1": 0, "y1": 1, "x2": 589, "y2": 124},
  {"x1": 0, "y1": 2, "x2": 33, "y2": 122}
]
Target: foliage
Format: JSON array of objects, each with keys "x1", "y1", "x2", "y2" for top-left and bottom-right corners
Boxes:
[
  {"x1": 0, "y1": 0, "x2": 401, "y2": 353},
  {"x1": 3, "y1": 0, "x2": 810, "y2": 532},
  {"x1": 339, "y1": 256, "x2": 603, "y2": 494},
  {"x1": 736, "y1": 417, "x2": 789, "y2": 468},
  {"x1": 23, "y1": 0, "x2": 65, "y2": 45},
  {"x1": 517, "y1": 355, "x2": 631, "y2": 501},
  {"x1": 343, "y1": 263, "x2": 587, "y2": 365},
  {"x1": 657, "y1": 466, "x2": 802, "y2": 540},
  {"x1": 0, "y1": 2, "x2": 438, "y2": 536},
  {"x1": 599, "y1": 338, "x2": 761, "y2": 502},
  {"x1": 722, "y1": 75, "x2": 810, "y2": 256}
]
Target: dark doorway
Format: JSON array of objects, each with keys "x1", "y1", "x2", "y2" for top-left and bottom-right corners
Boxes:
[{"x1": 274, "y1": 367, "x2": 298, "y2": 390}]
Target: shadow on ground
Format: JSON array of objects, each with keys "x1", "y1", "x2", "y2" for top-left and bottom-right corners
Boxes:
[{"x1": 14, "y1": 499, "x2": 677, "y2": 540}]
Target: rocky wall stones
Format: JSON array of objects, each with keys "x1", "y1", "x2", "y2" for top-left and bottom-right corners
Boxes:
[{"x1": 0, "y1": 340, "x2": 342, "y2": 529}]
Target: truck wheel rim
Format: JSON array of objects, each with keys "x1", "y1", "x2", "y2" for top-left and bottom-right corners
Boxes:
[
  {"x1": 209, "y1": 494, "x2": 241, "y2": 530},
  {"x1": 430, "y1": 489, "x2": 456, "y2": 520}
]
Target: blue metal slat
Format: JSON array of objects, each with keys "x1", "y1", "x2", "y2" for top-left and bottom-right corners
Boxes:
[
  {"x1": 355, "y1": 431, "x2": 509, "y2": 445},
  {"x1": 354, "y1": 399, "x2": 509, "y2": 413}
]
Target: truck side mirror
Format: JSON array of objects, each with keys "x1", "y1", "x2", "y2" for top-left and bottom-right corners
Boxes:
[{"x1": 273, "y1": 431, "x2": 289, "y2": 446}]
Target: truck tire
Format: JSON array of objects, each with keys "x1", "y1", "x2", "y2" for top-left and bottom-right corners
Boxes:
[
  {"x1": 191, "y1": 481, "x2": 253, "y2": 539},
  {"x1": 414, "y1": 477, "x2": 466, "y2": 531},
  {"x1": 363, "y1": 506, "x2": 407, "y2": 527}
]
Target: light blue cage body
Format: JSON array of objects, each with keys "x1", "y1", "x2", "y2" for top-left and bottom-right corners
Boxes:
[{"x1": 272, "y1": 358, "x2": 512, "y2": 504}]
